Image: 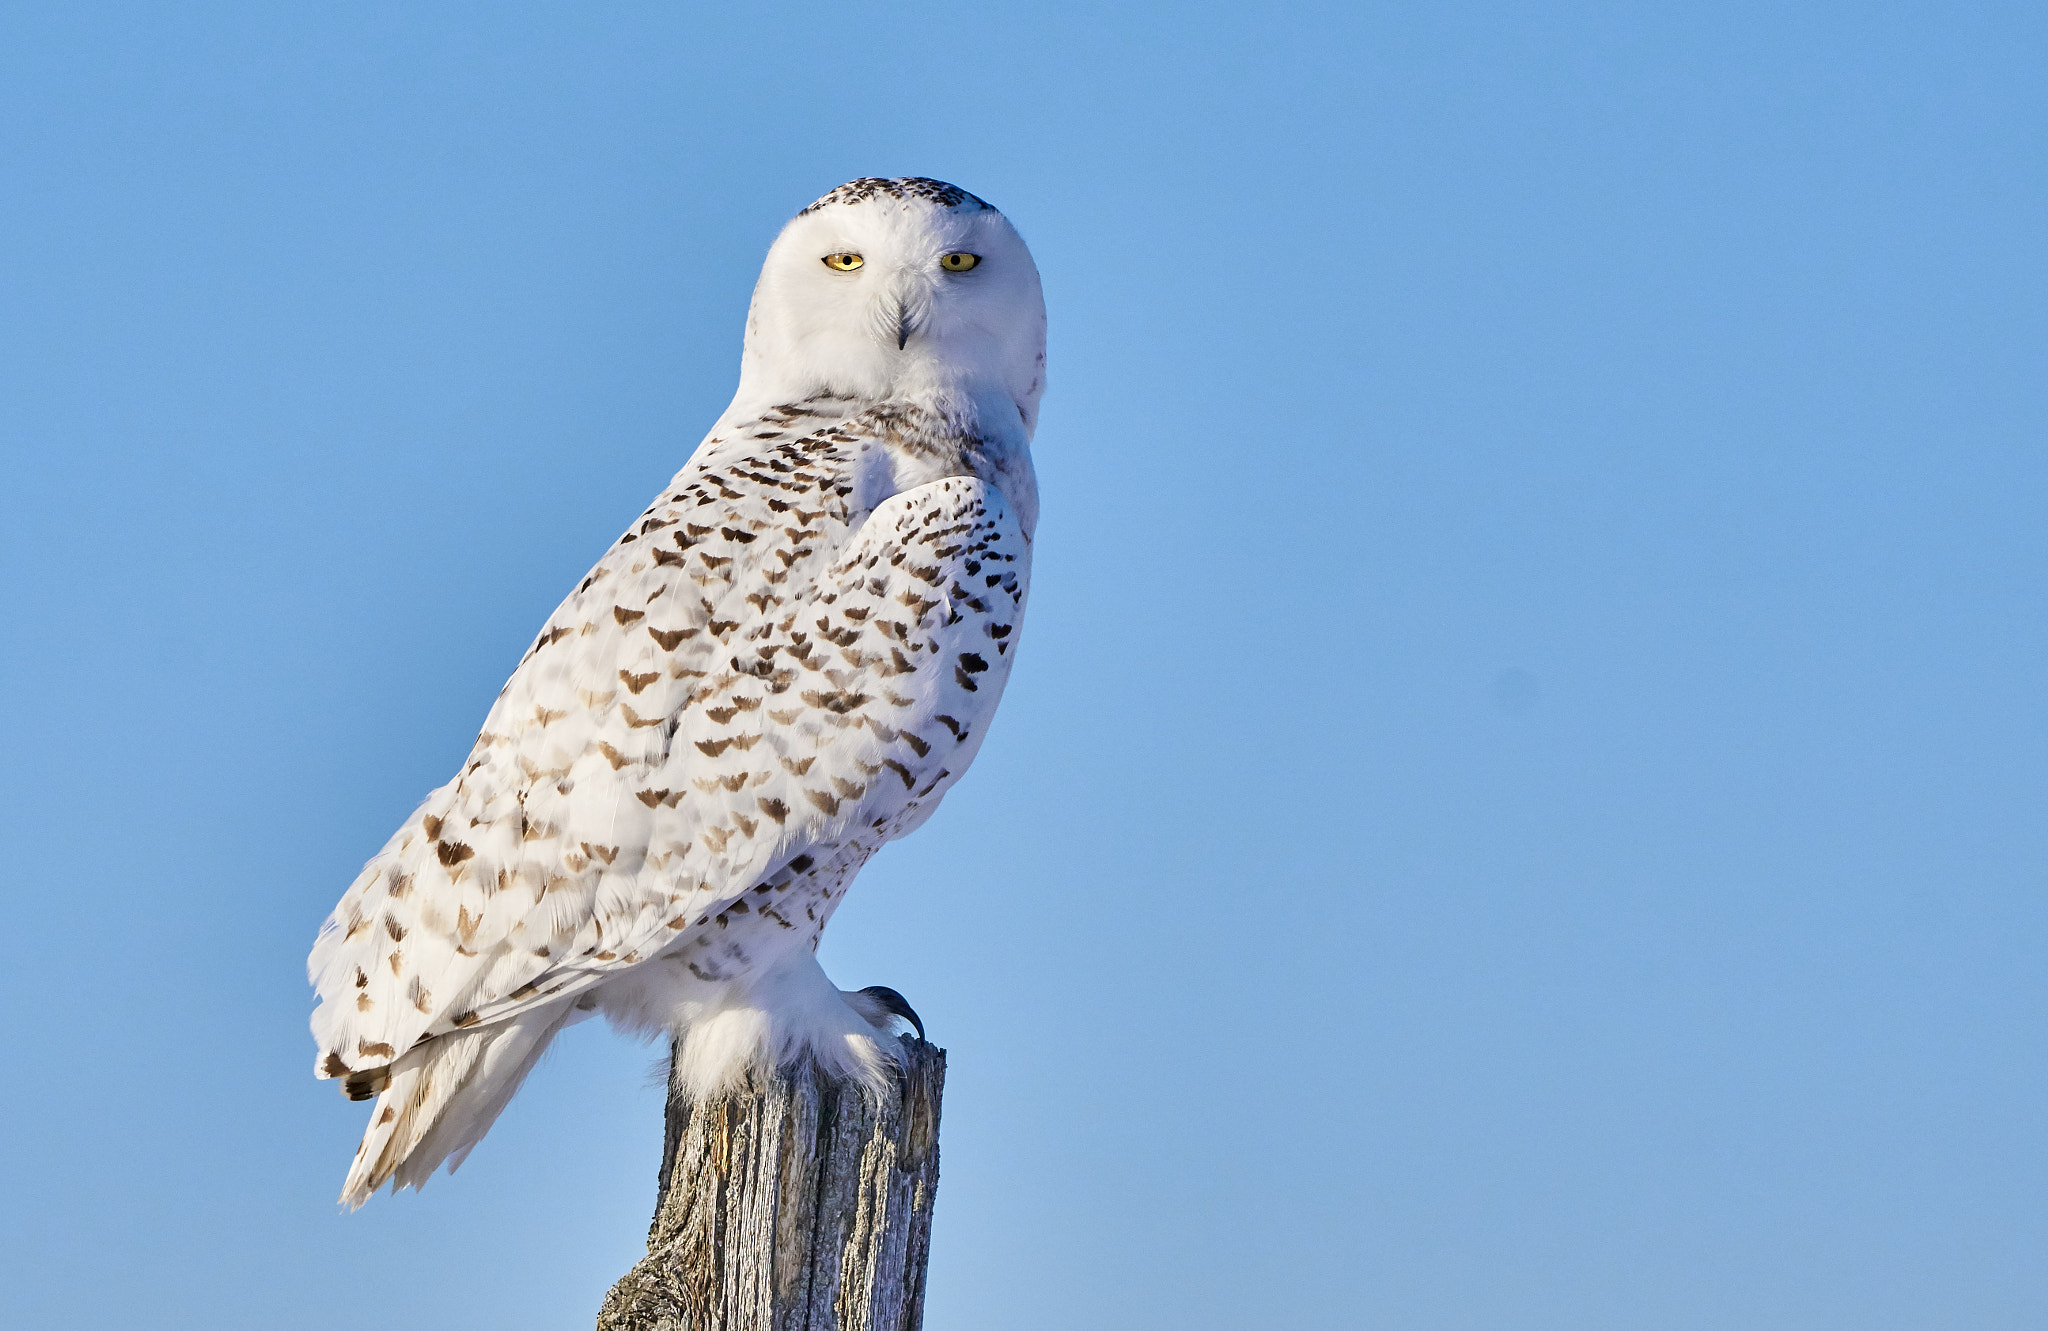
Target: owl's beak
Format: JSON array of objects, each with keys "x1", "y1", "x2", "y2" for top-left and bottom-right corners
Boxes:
[{"x1": 894, "y1": 301, "x2": 915, "y2": 350}]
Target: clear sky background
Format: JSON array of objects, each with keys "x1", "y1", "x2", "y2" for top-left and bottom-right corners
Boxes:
[{"x1": 2, "y1": 3, "x2": 2043, "y2": 1328}]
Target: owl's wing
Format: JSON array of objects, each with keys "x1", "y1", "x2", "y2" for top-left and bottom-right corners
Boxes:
[{"x1": 310, "y1": 422, "x2": 1030, "y2": 1080}]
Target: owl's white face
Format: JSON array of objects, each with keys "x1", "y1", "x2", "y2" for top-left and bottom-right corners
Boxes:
[{"x1": 734, "y1": 180, "x2": 1047, "y2": 439}]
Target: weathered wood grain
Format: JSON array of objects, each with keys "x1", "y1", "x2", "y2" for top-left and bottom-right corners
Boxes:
[{"x1": 597, "y1": 1037, "x2": 945, "y2": 1331}]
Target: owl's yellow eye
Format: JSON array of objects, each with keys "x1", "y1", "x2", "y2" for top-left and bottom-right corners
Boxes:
[
  {"x1": 821, "y1": 253, "x2": 864, "y2": 271},
  {"x1": 939, "y1": 252, "x2": 980, "y2": 272}
]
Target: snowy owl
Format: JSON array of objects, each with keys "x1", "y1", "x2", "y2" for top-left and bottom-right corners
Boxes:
[{"x1": 308, "y1": 178, "x2": 1044, "y2": 1207}]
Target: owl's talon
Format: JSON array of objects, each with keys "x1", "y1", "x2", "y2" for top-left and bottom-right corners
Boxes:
[{"x1": 857, "y1": 985, "x2": 926, "y2": 1042}]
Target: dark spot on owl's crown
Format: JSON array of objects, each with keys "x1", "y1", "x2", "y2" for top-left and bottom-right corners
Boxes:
[{"x1": 799, "y1": 177, "x2": 994, "y2": 216}]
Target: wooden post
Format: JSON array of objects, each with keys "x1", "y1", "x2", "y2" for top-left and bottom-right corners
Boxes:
[{"x1": 596, "y1": 1037, "x2": 946, "y2": 1331}]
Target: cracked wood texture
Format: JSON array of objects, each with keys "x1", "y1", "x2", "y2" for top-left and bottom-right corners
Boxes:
[{"x1": 597, "y1": 1037, "x2": 945, "y2": 1331}]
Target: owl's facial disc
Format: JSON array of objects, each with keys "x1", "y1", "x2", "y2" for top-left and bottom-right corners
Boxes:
[
  {"x1": 736, "y1": 180, "x2": 1046, "y2": 432},
  {"x1": 805, "y1": 233, "x2": 989, "y2": 355}
]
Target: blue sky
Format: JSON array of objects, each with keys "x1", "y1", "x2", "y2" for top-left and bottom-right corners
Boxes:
[{"x1": 2, "y1": 3, "x2": 2044, "y2": 1327}]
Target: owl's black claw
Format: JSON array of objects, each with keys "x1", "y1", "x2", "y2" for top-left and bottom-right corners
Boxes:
[{"x1": 858, "y1": 985, "x2": 926, "y2": 1042}]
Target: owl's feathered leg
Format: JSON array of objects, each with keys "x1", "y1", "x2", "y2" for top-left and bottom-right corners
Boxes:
[
  {"x1": 337, "y1": 998, "x2": 586, "y2": 1208},
  {"x1": 598, "y1": 946, "x2": 908, "y2": 1102}
]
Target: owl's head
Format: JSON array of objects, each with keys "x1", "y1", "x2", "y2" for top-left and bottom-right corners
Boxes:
[{"x1": 735, "y1": 178, "x2": 1046, "y2": 440}]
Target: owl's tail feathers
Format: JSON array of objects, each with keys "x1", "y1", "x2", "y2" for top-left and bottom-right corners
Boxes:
[{"x1": 337, "y1": 1000, "x2": 584, "y2": 1209}]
